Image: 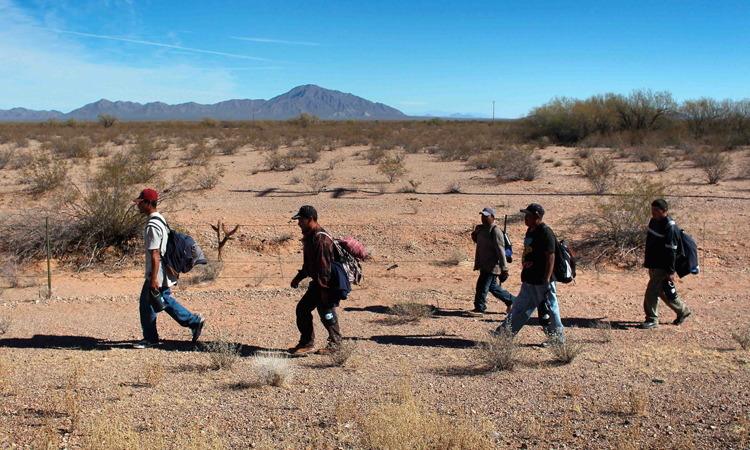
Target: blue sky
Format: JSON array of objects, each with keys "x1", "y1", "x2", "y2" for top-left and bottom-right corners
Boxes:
[{"x1": 2, "y1": 0, "x2": 749, "y2": 117}]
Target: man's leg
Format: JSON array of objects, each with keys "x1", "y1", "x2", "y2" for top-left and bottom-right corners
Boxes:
[
  {"x1": 139, "y1": 281, "x2": 159, "y2": 342},
  {"x1": 161, "y1": 287, "x2": 203, "y2": 328},
  {"x1": 659, "y1": 278, "x2": 690, "y2": 321},
  {"x1": 317, "y1": 302, "x2": 342, "y2": 345},
  {"x1": 643, "y1": 269, "x2": 663, "y2": 322},
  {"x1": 541, "y1": 282, "x2": 564, "y2": 340},
  {"x1": 295, "y1": 287, "x2": 318, "y2": 348},
  {"x1": 497, "y1": 283, "x2": 539, "y2": 335},
  {"x1": 473, "y1": 271, "x2": 493, "y2": 313},
  {"x1": 487, "y1": 274, "x2": 514, "y2": 308}
]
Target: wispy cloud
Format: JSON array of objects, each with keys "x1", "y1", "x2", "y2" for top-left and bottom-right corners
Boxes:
[
  {"x1": 36, "y1": 27, "x2": 277, "y2": 61},
  {"x1": 232, "y1": 37, "x2": 320, "y2": 46},
  {"x1": 399, "y1": 101, "x2": 427, "y2": 105}
]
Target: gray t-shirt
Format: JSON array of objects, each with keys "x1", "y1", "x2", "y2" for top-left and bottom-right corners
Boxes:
[{"x1": 144, "y1": 212, "x2": 177, "y2": 288}]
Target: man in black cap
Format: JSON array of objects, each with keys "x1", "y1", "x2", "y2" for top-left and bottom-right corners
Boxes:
[
  {"x1": 494, "y1": 203, "x2": 564, "y2": 343},
  {"x1": 467, "y1": 206, "x2": 513, "y2": 316},
  {"x1": 641, "y1": 199, "x2": 691, "y2": 329},
  {"x1": 288, "y1": 205, "x2": 342, "y2": 356}
]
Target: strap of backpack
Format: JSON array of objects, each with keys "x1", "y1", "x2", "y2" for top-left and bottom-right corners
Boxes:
[{"x1": 146, "y1": 215, "x2": 170, "y2": 258}]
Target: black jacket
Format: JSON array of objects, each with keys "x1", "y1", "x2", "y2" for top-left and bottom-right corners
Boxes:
[{"x1": 644, "y1": 215, "x2": 679, "y2": 274}]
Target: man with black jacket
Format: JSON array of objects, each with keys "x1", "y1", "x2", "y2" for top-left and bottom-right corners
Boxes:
[{"x1": 642, "y1": 199, "x2": 691, "y2": 329}]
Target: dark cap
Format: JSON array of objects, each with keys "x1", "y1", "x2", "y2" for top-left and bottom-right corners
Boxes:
[
  {"x1": 480, "y1": 206, "x2": 496, "y2": 217},
  {"x1": 133, "y1": 189, "x2": 158, "y2": 203},
  {"x1": 292, "y1": 205, "x2": 317, "y2": 221},
  {"x1": 520, "y1": 203, "x2": 544, "y2": 217}
]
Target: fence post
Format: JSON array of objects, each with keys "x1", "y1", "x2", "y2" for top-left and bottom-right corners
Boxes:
[{"x1": 46, "y1": 217, "x2": 51, "y2": 298}]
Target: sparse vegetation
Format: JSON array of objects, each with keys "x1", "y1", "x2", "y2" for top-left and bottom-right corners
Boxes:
[
  {"x1": 387, "y1": 302, "x2": 435, "y2": 323},
  {"x1": 328, "y1": 340, "x2": 358, "y2": 367},
  {"x1": 477, "y1": 325, "x2": 518, "y2": 371},
  {"x1": 23, "y1": 155, "x2": 68, "y2": 194},
  {"x1": 732, "y1": 326, "x2": 750, "y2": 350},
  {"x1": 581, "y1": 155, "x2": 618, "y2": 194},
  {"x1": 98, "y1": 113, "x2": 118, "y2": 128},
  {"x1": 594, "y1": 319, "x2": 613, "y2": 343},
  {"x1": 378, "y1": 157, "x2": 407, "y2": 183},
  {"x1": 203, "y1": 331, "x2": 240, "y2": 370},
  {"x1": 251, "y1": 353, "x2": 294, "y2": 388},
  {"x1": 692, "y1": 151, "x2": 732, "y2": 184},
  {"x1": 546, "y1": 329, "x2": 585, "y2": 364},
  {"x1": 0, "y1": 315, "x2": 11, "y2": 335}
]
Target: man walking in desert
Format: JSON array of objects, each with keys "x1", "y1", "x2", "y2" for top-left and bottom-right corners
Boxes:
[
  {"x1": 288, "y1": 205, "x2": 342, "y2": 356},
  {"x1": 467, "y1": 206, "x2": 514, "y2": 317},
  {"x1": 133, "y1": 189, "x2": 205, "y2": 348},
  {"x1": 641, "y1": 199, "x2": 691, "y2": 329}
]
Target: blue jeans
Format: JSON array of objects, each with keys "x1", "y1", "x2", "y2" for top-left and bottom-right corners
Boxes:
[
  {"x1": 474, "y1": 271, "x2": 514, "y2": 312},
  {"x1": 496, "y1": 282, "x2": 563, "y2": 338},
  {"x1": 139, "y1": 281, "x2": 202, "y2": 342}
]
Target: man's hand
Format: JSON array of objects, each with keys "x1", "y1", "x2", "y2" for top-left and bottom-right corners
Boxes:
[
  {"x1": 149, "y1": 278, "x2": 160, "y2": 292},
  {"x1": 541, "y1": 280, "x2": 553, "y2": 296},
  {"x1": 291, "y1": 276, "x2": 301, "y2": 289},
  {"x1": 665, "y1": 273, "x2": 676, "y2": 283},
  {"x1": 499, "y1": 271, "x2": 509, "y2": 283}
]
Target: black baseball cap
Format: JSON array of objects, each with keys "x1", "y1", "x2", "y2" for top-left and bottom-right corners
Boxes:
[
  {"x1": 292, "y1": 205, "x2": 317, "y2": 221},
  {"x1": 520, "y1": 203, "x2": 544, "y2": 217}
]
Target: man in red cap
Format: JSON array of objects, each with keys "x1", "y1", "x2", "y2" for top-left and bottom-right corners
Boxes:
[{"x1": 132, "y1": 189, "x2": 205, "y2": 348}]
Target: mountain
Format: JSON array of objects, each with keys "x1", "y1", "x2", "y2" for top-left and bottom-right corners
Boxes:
[
  {"x1": 0, "y1": 85, "x2": 408, "y2": 122},
  {"x1": 420, "y1": 110, "x2": 491, "y2": 119}
]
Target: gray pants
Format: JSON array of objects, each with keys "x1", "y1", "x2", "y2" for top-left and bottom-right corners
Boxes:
[{"x1": 644, "y1": 268, "x2": 689, "y2": 321}]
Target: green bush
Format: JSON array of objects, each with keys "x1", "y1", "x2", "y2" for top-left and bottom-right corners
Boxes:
[
  {"x1": 98, "y1": 114, "x2": 118, "y2": 128},
  {"x1": 24, "y1": 155, "x2": 68, "y2": 194},
  {"x1": 378, "y1": 158, "x2": 407, "y2": 183},
  {"x1": 492, "y1": 146, "x2": 541, "y2": 181}
]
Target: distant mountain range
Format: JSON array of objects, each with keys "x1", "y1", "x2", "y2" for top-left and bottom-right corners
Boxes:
[
  {"x1": 419, "y1": 110, "x2": 491, "y2": 119},
  {"x1": 0, "y1": 85, "x2": 410, "y2": 122}
]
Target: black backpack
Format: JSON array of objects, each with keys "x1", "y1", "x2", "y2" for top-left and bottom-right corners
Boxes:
[
  {"x1": 553, "y1": 238, "x2": 576, "y2": 284},
  {"x1": 148, "y1": 216, "x2": 207, "y2": 277},
  {"x1": 675, "y1": 230, "x2": 699, "y2": 278},
  {"x1": 503, "y1": 215, "x2": 513, "y2": 263}
]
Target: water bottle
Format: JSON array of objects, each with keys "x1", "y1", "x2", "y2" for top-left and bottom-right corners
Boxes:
[
  {"x1": 149, "y1": 289, "x2": 167, "y2": 312},
  {"x1": 661, "y1": 279, "x2": 678, "y2": 301}
]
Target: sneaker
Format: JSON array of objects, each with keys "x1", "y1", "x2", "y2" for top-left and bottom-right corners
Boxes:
[
  {"x1": 288, "y1": 345, "x2": 315, "y2": 357},
  {"x1": 466, "y1": 310, "x2": 485, "y2": 317},
  {"x1": 641, "y1": 320, "x2": 659, "y2": 329},
  {"x1": 133, "y1": 339, "x2": 158, "y2": 349},
  {"x1": 192, "y1": 317, "x2": 205, "y2": 343},
  {"x1": 673, "y1": 311, "x2": 691, "y2": 326},
  {"x1": 315, "y1": 341, "x2": 340, "y2": 355},
  {"x1": 505, "y1": 304, "x2": 513, "y2": 314}
]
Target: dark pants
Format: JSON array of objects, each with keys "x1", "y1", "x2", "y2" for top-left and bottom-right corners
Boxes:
[
  {"x1": 474, "y1": 271, "x2": 514, "y2": 312},
  {"x1": 296, "y1": 284, "x2": 341, "y2": 348}
]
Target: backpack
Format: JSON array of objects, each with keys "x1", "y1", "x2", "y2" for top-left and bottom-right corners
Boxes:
[
  {"x1": 553, "y1": 238, "x2": 576, "y2": 284},
  {"x1": 675, "y1": 230, "x2": 699, "y2": 278},
  {"x1": 148, "y1": 216, "x2": 208, "y2": 277},
  {"x1": 503, "y1": 215, "x2": 513, "y2": 263},
  {"x1": 318, "y1": 232, "x2": 363, "y2": 286}
]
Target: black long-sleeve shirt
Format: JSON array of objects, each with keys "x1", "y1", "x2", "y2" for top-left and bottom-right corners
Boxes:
[{"x1": 644, "y1": 215, "x2": 679, "y2": 274}]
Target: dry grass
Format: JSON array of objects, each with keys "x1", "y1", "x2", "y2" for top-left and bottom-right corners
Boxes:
[
  {"x1": 386, "y1": 302, "x2": 435, "y2": 324},
  {"x1": 250, "y1": 353, "x2": 294, "y2": 388},
  {"x1": 328, "y1": 340, "x2": 358, "y2": 367},
  {"x1": 142, "y1": 360, "x2": 165, "y2": 388},
  {"x1": 732, "y1": 326, "x2": 750, "y2": 350},
  {"x1": 477, "y1": 325, "x2": 518, "y2": 371},
  {"x1": 614, "y1": 386, "x2": 649, "y2": 416},
  {"x1": 360, "y1": 380, "x2": 492, "y2": 450},
  {"x1": 546, "y1": 328, "x2": 585, "y2": 364},
  {"x1": 182, "y1": 261, "x2": 223, "y2": 286},
  {"x1": 203, "y1": 331, "x2": 240, "y2": 370},
  {"x1": 581, "y1": 155, "x2": 618, "y2": 194},
  {"x1": 594, "y1": 319, "x2": 613, "y2": 343}
]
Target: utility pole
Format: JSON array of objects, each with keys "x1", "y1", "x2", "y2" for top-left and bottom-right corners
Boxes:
[
  {"x1": 252, "y1": 106, "x2": 255, "y2": 122},
  {"x1": 84, "y1": 111, "x2": 87, "y2": 123},
  {"x1": 492, "y1": 101, "x2": 495, "y2": 125}
]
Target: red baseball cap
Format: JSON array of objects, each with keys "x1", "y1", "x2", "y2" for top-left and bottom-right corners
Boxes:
[{"x1": 133, "y1": 189, "x2": 158, "y2": 203}]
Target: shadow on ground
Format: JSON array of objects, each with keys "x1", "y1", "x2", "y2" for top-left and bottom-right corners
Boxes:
[{"x1": 370, "y1": 334, "x2": 475, "y2": 348}]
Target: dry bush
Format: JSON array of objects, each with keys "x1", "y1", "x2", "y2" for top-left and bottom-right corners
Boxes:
[
  {"x1": 732, "y1": 326, "x2": 750, "y2": 350},
  {"x1": 581, "y1": 155, "x2": 618, "y2": 194},
  {"x1": 0, "y1": 148, "x2": 11, "y2": 169},
  {"x1": 575, "y1": 147, "x2": 592, "y2": 159},
  {"x1": 307, "y1": 169, "x2": 332, "y2": 194},
  {"x1": 23, "y1": 155, "x2": 68, "y2": 194},
  {"x1": 387, "y1": 302, "x2": 435, "y2": 323},
  {"x1": 182, "y1": 262, "x2": 223, "y2": 286},
  {"x1": 360, "y1": 380, "x2": 491, "y2": 450},
  {"x1": 328, "y1": 340, "x2": 358, "y2": 367},
  {"x1": 97, "y1": 151, "x2": 156, "y2": 186},
  {"x1": 98, "y1": 113, "x2": 118, "y2": 128},
  {"x1": 288, "y1": 145, "x2": 321, "y2": 163},
  {"x1": 651, "y1": 149, "x2": 672, "y2": 172},
  {"x1": 630, "y1": 146, "x2": 656, "y2": 162},
  {"x1": 180, "y1": 140, "x2": 215, "y2": 166},
  {"x1": 0, "y1": 315, "x2": 11, "y2": 335},
  {"x1": 141, "y1": 360, "x2": 165, "y2": 387},
  {"x1": 188, "y1": 163, "x2": 225, "y2": 190},
  {"x1": 6, "y1": 151, "x2": 34, "y2": 170},
  {"x1": 546, "y1": 328, "x2": 585, "y2": 364},
  {"x1": 53, "y1": 136, "x2": 94, "y2": 159},
  {"x1": 445, "y1": 182, "x2": 462, "y2": 193},
  {"x1": 218, "y1": 137, "x2": 245, "y2": 155},
  {"x1": 203, "y1": 331, "x2": 240, "y2": 370},
  {"x1": 477, "y1": 325, "x2": 518, "y2": 371},
  {"x1": 0, "y1": 256, "x2": 20, "y2": 288},
  {"x1": 249, "y1": 232, "x2": 294, "y2": 253},
  {"x1": 594, "y1": 319, "x2": 613, "y2": 343},
  {"x1": 692, "y1": 151, "x2": 732, "y2": 184},
  {"x1": 445, "y1": 248, "x2": 466, "y2": 265},
  {"x1": 264, "y1": 150, "x2": 298, "y2": 171},
  {"x1": 492, "y1": 146, "x2": 541, "y2": 181},
  {"x1": 378, "y1": 157, "x2": 407, "y2": 183},
  {"x1": 365, "y1": 146, "x2": 389, "y2": 164},
  {"x1": 575, "y1": 176, "x2": 665, "y2": 266},
  {"x1": 613, "y1": 387, "x2": 649, "y2": 416},
  {"x1": 251, "y1": 353, "x2": 294, "y2": 388}
]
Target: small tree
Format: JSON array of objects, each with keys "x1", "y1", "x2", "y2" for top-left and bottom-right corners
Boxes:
[
  {"x1": 378, "y1": 158, "x2": 407, "y2": 183},
  {"x1": 98, "y1": 113, "x2": 118, "y2": 128}
]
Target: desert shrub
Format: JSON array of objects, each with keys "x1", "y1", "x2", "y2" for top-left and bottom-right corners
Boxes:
[
  {"x1": 581, "y1": 155, "x2": 618, "y2": 194},
  {"x1": 189, "y1": 163, "x2": 225, "y2": 190},
  {"x1": 614, "y1": 387, "x2": 649, "y2": 416},
  {"x1": 546, "y1": 329, "x2": 585, "y2": 364},
  {"x1": 731, "y1": 326, "x2": 750, "y2": 351},
  {"x1": 23, "y1": 155, "x2": 68, "y2": 194},
  {"x1": 692, "y1": 151, "x2": 731, "y2": 184},
  {"x1": 575, "y1": 147, "x2": 592, "y2": 158},
  {"x1": 307, "y1": 169, "x2": 332, "y2": 194},
  {"x1": 651, "y1": 149, "x2": 672, "y2": 172},
  {"x1": 53, "y1": 136, "x2": 94, "y2": 159},
  {"x1": 203, "y1": 331, "x2": 240, "y2": 370},
  {"x1": 477, "y1": 325, "x2": 517, "y2": 371},
  {"x1": 264, "y1": 150, "x2": 298, "y2": 171},
  {"x1": 6, "y1": 151, "x2": 34, "y2": 170},
  {"x1": 180, "y1": 140, "x2": 215, "y2": 166},
  {"x1": 360, "y1": 381, "x2": 491, "y2": 450},
  {"x1": 98, "y1": 113, "x2": 118, "y2": 128},
  {"x1": 445, "y1": 182, "x2": 462, "y2": 193},
  {"x1": 0, "y1": 256, "x2": 20, "y2": 288},
  {"x1": 575, "y1": 176, "x2": 665, "y2": 265},
  {"x1": 630, "y1": 146, "x2": 656, "y2": 162},
  {"x1": 288, "y1": 146, "x2": 321, "y2": 163},
  {"x1": 182, "y1": 262, "x2": 223, "y2": 286},
  {"x1": 218, "y1": 137, "x2": 244, "y2": 155},
  {"x1": 594, "y1": 320, "x2": 613, "y2": 343},
  {"x1": 251, "y1": 353, "x2": 293, "y2": 388},
  {"x1": 97, "y1": 152, "x2": 156, "y2": 186},
  {"x1": 553, "y1": 160, "x2": 563, "y2": 167},
  {"x1": 378, "y1": 158, "x2": 407, "y2": 183},
  {"x1": 399, "y1": 179, "x2": 421, "y2": 193},
  {"x1": 387, "y1": 302, "x2": 435, "y2": 323},
  {"x1": 288, "y1": 112, "x2": 319, "y2": 127},
  {"x1": 202, "y1": 116, "x2": 220, "y2": 127},
  {"x1": 0, "y1": 149, "x2": 11, "y2": 169},
  {"x1": 492, "y1": 146, "x2": 541, "y2": 181},
  {"x1": 0, "y1": 315, "x2": 11, "y2": 335},
  {"x1": 365, "y1": 146, "x2": 388, "y2": 164},
  {"x1": 328, "y1": 340, "x2": 358, "y2": 367}
]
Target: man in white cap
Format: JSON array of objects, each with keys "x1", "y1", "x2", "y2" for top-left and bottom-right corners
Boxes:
[{"x1": 467, "y1": 206, "x2": 513, "y2": 316}]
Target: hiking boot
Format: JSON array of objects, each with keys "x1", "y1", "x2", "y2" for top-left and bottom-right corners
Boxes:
[
  {"x1": 133, "y1": 339, "x2": 158, "y2": 349},
  {"x1": 288, "y1": 345, "x2": 315, "y2": 357},
  {"x1": 192, "y1": 317, "x2": 205, "y2": 343},
  {"x1": 641, "y1": 320, "x2": 659, "y2": 329},
  {"x1": 466, "y1": 310, "x2": 485, "y2": 317},
  {"x1": 315, "y1": 340, "x2": 340, "y2": 355},
  {"x1": 505, "y1": 304, "x2": 513, "y2": 314},
  {"x1": 673, "y1": 311, "x2": 691, "y2": 326}
]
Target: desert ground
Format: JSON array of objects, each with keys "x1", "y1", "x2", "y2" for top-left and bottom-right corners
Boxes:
[{"x1": 1, "y1": 132, "x2": 749, "y2": 449}]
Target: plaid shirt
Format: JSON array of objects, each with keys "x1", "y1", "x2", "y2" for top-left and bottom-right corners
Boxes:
[{"x1": 298, "y1": 225, "x2": 334, "y2": 288}]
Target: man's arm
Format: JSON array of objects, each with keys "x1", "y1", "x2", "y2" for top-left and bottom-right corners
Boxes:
[
  {"x1": 664, "y1": 222, "x2": 679, "y2": 281},
  {"x1": 544, "y1": 251, "x2": 555, "y2": 282},
  {"x1": 492, "y1": 227, "x2": 509, "y2": 274},
  {"x1": 149, "y1": 249, "x2": 160, "y2": 291}
]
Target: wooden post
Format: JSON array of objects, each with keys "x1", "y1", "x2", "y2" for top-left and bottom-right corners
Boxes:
[
  {"x1": 46, "y1": 217, "x2": 51, "y2": 298},
  {"x1": 211, "y1": 220, "x2": 240, "y2": 261}
]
